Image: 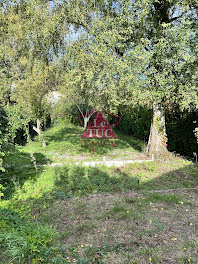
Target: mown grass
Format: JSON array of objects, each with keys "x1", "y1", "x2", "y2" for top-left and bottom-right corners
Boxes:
[
  {"x1": 34, "y1": 190, "x2": 198, "y2": 264},
  {"x1": 5, "y1": 123, "x2": 145, "y2": 166},
  {"x1": 1, "y1": 123, "x2": 198, "y2": 263}
]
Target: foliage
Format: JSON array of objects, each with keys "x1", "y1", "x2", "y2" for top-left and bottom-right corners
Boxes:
[
  {"x1": 4, "y1": 103, "x2": 27, "y2": 141},
  {"x1": 118, "y1": 106, "x2": 152, "y2": 140},
  {"x1": 166, "y1": 110, "x2": 198, "y2": 157},
  {"x1": 194, "y1": 127, "x2": 198, "y2": 144},
  {"x1": 0, "y1": 105, "x2": 9, "y2": 172},
  {"x1": 1, "y1": 1, "x2": 198, "y2": 262},
  {"x1": 0, "y1": 184, "x2": 5, "y2": 200},
  {"x1": 63, "y1": 0, "x2": 198, "y2": 110},
  {"x1": 0, "y1": 0, "x2": 68, "y2": 144},
  {"x1": 117, "y1": 106, "x2": 198, "y2": 157},
  {"x1": 12, "y1": 60, "x2": 54, "y2": 124},
  {"x1": 50, "y1": 98, "x2": 80, "y2": 126},
  {"x1": 1, "y1": 0, "x2": 198, "y2": 154},
  {"x1": 55, "y1": 0, "x2": 198, "y2": 154}
]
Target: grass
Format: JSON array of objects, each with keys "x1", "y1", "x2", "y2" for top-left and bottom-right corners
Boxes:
[
  {"x1": 0, "y1": 122, "x2": 198, "y2": 263},
  {"x1": 35, "y1": 190, "x2": 198, "y2": 264},
  {"x1": 5, "y1": 123, "x2": 145, "y2": 166}
]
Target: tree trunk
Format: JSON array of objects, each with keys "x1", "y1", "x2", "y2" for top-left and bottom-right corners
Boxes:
[
  {"x1": 146, "y1": 103, "x2": 167, "y2": 156},
  {"x1": 33, "y1": 118, "x2": 46, "y2": 147},
  {"x1": 83, "y1": 116, "x2": 89, "y2": 131},
  {"x1": 25, "y1": 124, "x2": 38, "y2": 171}
]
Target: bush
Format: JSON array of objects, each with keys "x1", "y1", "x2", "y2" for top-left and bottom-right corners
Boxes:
[
  {"x1": 4, "y1": 104, "x2": 26, "y2": 141},
  {"x1": 166, "y1": 110, "x2": 198, "y2": 157},
  {"x1": 118, "y1": 105, "x2": 198, "y2": 158},
  {"x1": 50, "y1": 98, "x2": 79, "y2": 126},
  {"x1": 118, "y1": 106, "x2": 152, "y2": 140}
]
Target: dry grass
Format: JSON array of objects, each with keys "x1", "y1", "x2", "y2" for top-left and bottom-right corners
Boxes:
[{"x1": 36, "y1": 189, "x2": 198, "y2": 264}]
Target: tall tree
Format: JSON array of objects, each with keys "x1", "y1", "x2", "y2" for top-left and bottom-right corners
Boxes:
[
  {"x1": 12, "y1": 60, "x2": 56, "y2": 147},
  {"x1": 69, "y1": 0, "x2": 198, "y2": 155},
  {"x1": 0, "y1": 0, "x2": 68, "y2": 146}
]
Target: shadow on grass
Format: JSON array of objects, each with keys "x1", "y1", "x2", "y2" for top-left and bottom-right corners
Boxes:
[
  {"x1": 45, "y1": 126, "x2": 83, "y2": 143},
  {"x1": 2, "y1": 152, "x2": 198, "y2": 205},
  {"x1": 53, "y1": 163, "x2": 198, "y2": 198},
  {"x1": 1, "y1": 146, "x2": 51, "y2": 199},
  {"x1": 44, "y1": 125, "x2": 144, "y2": 154},
  {"x1": 54, "y1": 165, "x2": 139, "y2": 197},
  {"x1": 1, "y1": 161, "x2": 197, "y2": 264},
  {"x1": 115, "y1": 130, "x2": 144, "y2": 152},
  {"x1": 140, "y1": 163, "x2": 198, "y2": 191}
]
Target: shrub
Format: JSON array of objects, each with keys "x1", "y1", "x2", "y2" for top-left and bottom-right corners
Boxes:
[
  {"x1": 50, "y1": 98, "x2": 78, "y2": 126},
  {"x1": 118, "y1": 106, "x2": 152, "y2": 140},
  {"x1": 118, "y1": 105, "x2": 198, "y2": 157},
  {"x1": 166, "y1": 110, "x2": 198, "y2": 157}
]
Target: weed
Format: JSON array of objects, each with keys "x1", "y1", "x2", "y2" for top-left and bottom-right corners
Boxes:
[
  {"x1": 151, "y1": 218, "x2": 166, "y2": 230},
  {"x1": 183, "y1": 240, "x2": 198, "y2": 250},
  {"x1": 124, "y1": 197, "x2": 136, "y2": 204},
  {"x1": 97, "y1": 212, "x2": 110, "y2": 220},
  {"x1": 75, "y1": 201, "x2": 89, "y2": 215},
  {"x1": 139, "y1": 246, "x2": 152, "y2": 256}
]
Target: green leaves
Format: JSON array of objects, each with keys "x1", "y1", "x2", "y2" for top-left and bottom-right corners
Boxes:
[{"x1": 194, "y1": 128, "x2": 198, "y2": 144}]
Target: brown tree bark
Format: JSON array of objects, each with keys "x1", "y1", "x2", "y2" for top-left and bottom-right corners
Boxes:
[
  {"x1": 33, "y1": 118, "x2": 46, "y2": 148},
  {"x1": 146, "y1": 103, "x2": 167, "y2": 156}
]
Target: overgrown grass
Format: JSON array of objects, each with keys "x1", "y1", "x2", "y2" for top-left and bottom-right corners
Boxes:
[
  {"x1": 0, "y1": 208, "x2": 61, "y2": 264},
  {"x1": 1, "y1": 123, "x2": 198, "y2": 263}
]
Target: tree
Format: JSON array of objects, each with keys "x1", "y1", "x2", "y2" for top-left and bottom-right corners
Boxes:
[
  {"x1": 0, "y1": 0, "x2": 68, "y2": 146},
  {"x1": 1, "y1": 0, "x2": 198, "y2": 154},
  {"x1": 12, "y1": 60, "x2": 56, "y2": 147},
  {"x1": 59, "y1": 40, "x2": 102, "y2": 129},
  {"x1": 69, "y1": 0, "x2": 198, "y2": 155}
]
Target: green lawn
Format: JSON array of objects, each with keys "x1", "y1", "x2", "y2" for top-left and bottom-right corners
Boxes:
[
  {"x1": 0, "y1": 123, "x2": 198, "y2": 264},
  {"x1": 5, "y1": 123, "x2": 145, "y2": 167}
]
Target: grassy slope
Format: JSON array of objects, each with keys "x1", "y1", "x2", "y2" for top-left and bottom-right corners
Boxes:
[
  {"x1": 1, "y1": 123, "x2": 198, "y2": 263},
  {"x1": 5, "y1": 123, "x2": 145, "y2": 166}
]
